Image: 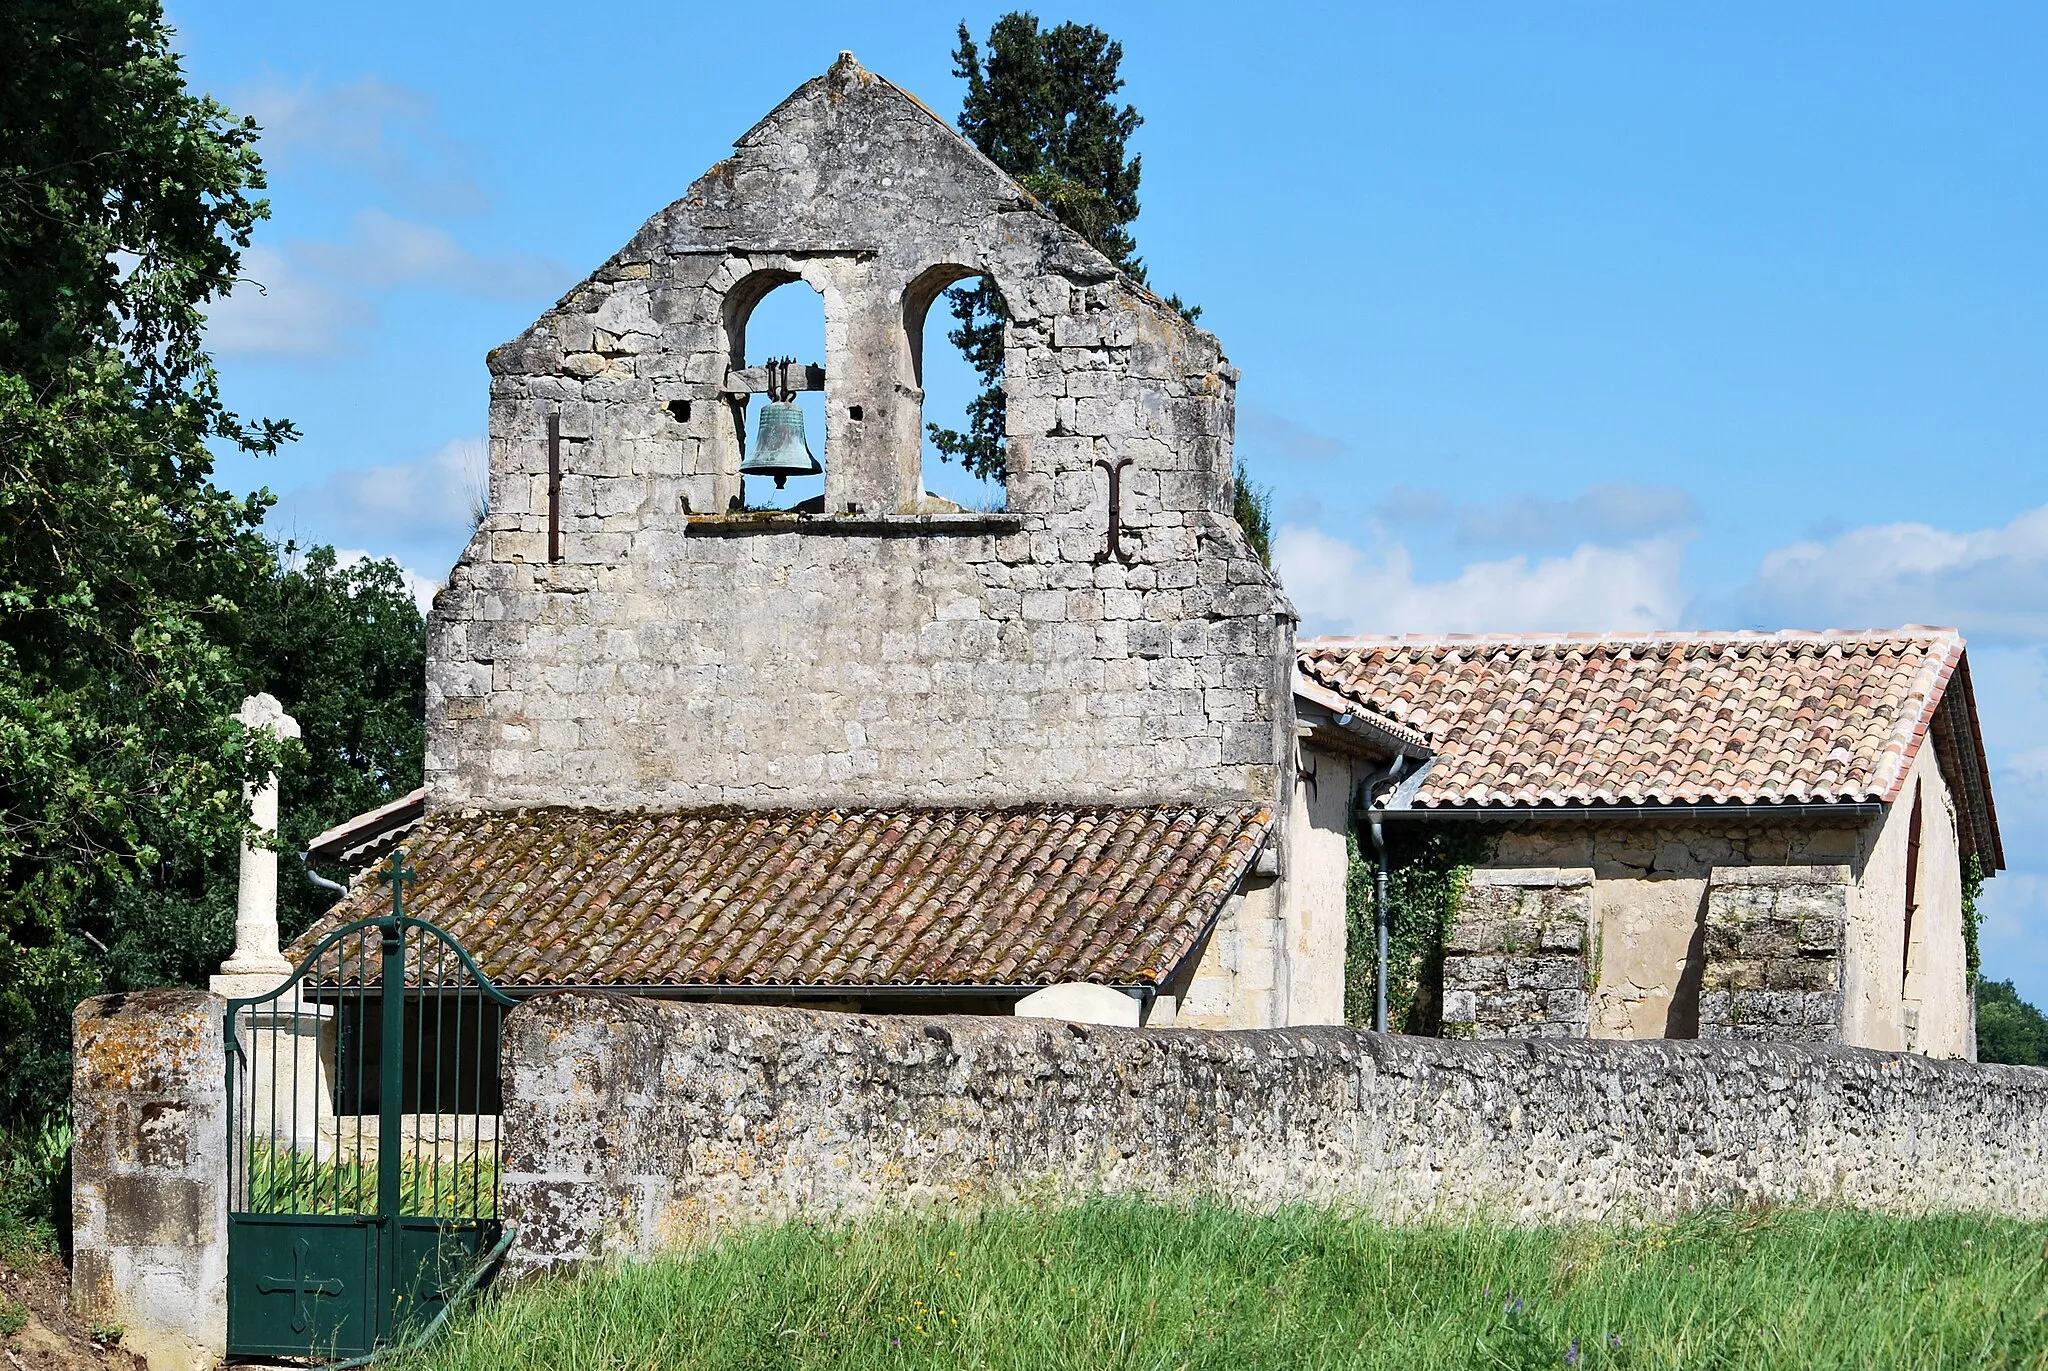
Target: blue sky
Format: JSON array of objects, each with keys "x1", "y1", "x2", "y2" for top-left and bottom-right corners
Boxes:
[{"x1": 173, "y1": 2, "x2": 2048, "y2": 1000}]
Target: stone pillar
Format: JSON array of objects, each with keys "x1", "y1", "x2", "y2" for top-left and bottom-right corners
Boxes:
[
  {"x1": 210, "y1": 694, "x2": 333, "y2": 1158},
  {"x1": 72, "y1": 989, "x2": 228, "y2": 1371},
  {"x1": 1441, "y1": 867, "x2": 1594, "y2": 1039},
  {"x1": 1699, "y1": 865, "x2": 1848, "y2": 1042},
  {"x1": 216, "y1": 693, "x2": 300, "y2": 986}
]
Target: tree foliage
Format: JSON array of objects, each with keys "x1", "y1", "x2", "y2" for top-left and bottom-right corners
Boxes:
[
  {"x1": 0, "y1": 2, "x2": 428, "y2": 1123},
  {"x1": 1345, "y1": 825, "x2": 1494, "y2": 1033},
  {"x1": 1232, "y1": 460, "x2": 1274, "y2": 569},
  {"x1": 934, "y1": 14, "x2": 1271, "y2": 568},
  {"x1": 932, "y1": 14, "x2": 1197, "y2": 484},
  {"x1": 1976, "y1": 978, "x2": 2048, "y2": 1067}
]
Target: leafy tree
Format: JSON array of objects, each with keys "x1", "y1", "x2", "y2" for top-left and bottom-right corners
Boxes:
[
  {"x1": 94, "y1": 550, "x2": 426, "y2": 996},
  {"x1": 0, "y1": 0, "x2": 301, "y2": 1120},
  {"x1": 933, "y1": 15, "x2": 1199, "y2": 476},
  {"x1": 254, "y1": 549, "x2": 426, "y2": 938},
  {"x1": 1977, "y1": 979, "x2": 2048, "y2": 1067},
  {"x1": 936, "y1": 15, "x2": 1271, "y2": 565},
  {"x1": 1233, "y1": 460, "x2": 1274, "y2": 569}
]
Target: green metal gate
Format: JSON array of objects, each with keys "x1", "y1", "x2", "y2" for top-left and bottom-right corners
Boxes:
[{"x1": 224, "y1": 851, "x2": 516, "y2": 1361}]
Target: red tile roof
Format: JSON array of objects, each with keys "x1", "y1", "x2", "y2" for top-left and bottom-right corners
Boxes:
[
  {"x1": 1297, "y1": 630, "x2": 2000, "y2": 862},
  {"x1": 295, "y1": 803, "x2": 1273, "y2": 990}
]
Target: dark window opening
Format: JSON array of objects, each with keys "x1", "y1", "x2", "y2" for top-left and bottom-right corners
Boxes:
[
  {"x1": 334, "y1": 995, "x2": 505, "y2": 1116},
  {"x1": 1902, "y1": 782, "x2": 1924, "y2": 993},
  {"x1": 667, "y1": 399, "x2": 692, "y2": 422},
  {"x1": 848, "y1": 404, "x2": 863, "y2": 421}
]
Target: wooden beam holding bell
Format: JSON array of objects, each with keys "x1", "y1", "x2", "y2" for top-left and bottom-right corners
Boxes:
[{"x1": 722, "y1": 360, "x2": 825, "y2": 395}]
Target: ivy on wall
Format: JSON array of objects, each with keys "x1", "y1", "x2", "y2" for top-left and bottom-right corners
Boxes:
[
  {"x1": 1344, "y1": 824, "x2": 1495, "y2": 1033},
  {"x1": 1961, "y1": 852, "x2": 1985, "y2": 984}
]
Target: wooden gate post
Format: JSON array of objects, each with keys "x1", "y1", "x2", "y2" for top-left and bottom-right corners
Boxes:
[{"x1": 72, "y1": 988, "x2": 229, "y2": 1371}]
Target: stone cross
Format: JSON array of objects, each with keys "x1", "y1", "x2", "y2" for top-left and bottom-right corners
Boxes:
[{"x1": 219, "y1": 692, "x2": 301, "y2": 978}]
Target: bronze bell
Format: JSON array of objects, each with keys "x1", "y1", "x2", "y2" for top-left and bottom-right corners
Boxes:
[{"x1": 740, "y1": 357, "x2": 822, "y2": 489}]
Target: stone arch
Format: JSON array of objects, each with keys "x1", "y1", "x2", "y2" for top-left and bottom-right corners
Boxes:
[
  {"x1": 900, "y1": 262, "x2": 1014, "y2": 495},
  {"x1": 715, "y1": 265, "x2": 828, "y2": 506}
]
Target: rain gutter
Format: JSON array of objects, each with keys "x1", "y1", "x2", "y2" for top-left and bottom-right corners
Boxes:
[{"x1": 1377, "y1": 801, "x2": 1885, "y2": 823}]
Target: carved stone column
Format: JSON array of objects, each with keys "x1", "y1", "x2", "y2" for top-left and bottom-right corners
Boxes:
[{"x1": 216, "y1": 693, "x2": 301, "y2": 985}]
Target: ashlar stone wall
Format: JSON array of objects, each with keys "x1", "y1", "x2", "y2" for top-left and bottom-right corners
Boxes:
[
  {"x1": 71, "y1": 990, "x2": 228, "y2": 1371},
  {"x1": 1446, "y1": 799, "x2": 1971, "y2": 1055},
  {"x1": 1442, "y1": 867, "x2": 1594, "y2": 1039},
  {"x1": 500, "y1": 995, "x2": 2048, "y2": 1273},
  {"x1": 1699, "y1": 866, "x2": 1849, "y2": 1042},
  {"x1": 427, "y1": 53, "x2": 1292, "y2": 815}
]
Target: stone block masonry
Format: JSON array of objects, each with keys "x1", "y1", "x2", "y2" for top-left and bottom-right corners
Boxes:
[
  {"x1": 428, "y1": 54, "x2": 1294, "y2": 815},
  {"x1": 1442, "y1": 868, "x2": 1593, "y2": 1038},
  {"x1": 1700, "y1": 866, "x2": 1848, "y2": 1041},
  {"x1": 71, "y1": 989, "x2": 228, "y2": 1371},
  {"x1": 499, "y1": 995, "x2": 2048, "y2": 1274}
]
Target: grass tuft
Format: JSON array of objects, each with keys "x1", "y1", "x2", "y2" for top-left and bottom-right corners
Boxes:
[{"x1": 386, "y1": 1199, "x2": 2048, "y2": 1371}]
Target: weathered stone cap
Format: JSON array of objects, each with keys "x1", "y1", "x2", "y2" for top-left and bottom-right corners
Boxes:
[
  {"x1": 296, "y1": 803, "x2": 1273, "y2": 990},
  {"x1": 1299, "y1": 627, "x2": 2001, "y2": 867}
]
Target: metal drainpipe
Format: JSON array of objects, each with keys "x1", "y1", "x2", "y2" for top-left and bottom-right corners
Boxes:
[
  {"x1": 302, "y1": 850, "x2": 347, "y2": 897},
  {"x1": 1356, "y1": 754, "x2": 1410, "y2": 1033}
]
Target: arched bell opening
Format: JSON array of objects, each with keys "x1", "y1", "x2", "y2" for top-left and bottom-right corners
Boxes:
[
  {"x1": 725, "y1": 271, "x2": 828, "y2": 511},
  {"x1": 903, "y1": 263, "x2": 1009, "y2": 512}
]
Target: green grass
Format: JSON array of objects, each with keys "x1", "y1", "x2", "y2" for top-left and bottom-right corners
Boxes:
[
  {"x1": 0, "y1": 1116, "x2": 67, "y2": 1269},
  {"x1": 243, "y1": 1140, "x2": 497, "y2": 1218},
  {"x1": 391, "y1": 1200, "x2": 2048, "y2": 1371}
]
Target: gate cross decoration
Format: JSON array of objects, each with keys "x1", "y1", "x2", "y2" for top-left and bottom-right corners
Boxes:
[{"x1": 256, "y1": 1238, "x2": 345, "y2": 1334}]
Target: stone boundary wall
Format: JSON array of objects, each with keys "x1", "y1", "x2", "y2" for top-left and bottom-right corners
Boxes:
[{"x1": 500, "y1": 994, "x2": 2048, "y2": 1273}]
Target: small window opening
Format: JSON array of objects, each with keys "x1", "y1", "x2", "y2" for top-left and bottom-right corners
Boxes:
[
  {"x1": 667, "y1": 399, "x2": 691, "y2": 423},
  {"x1": 1902, "y1": 782, "x2": 1924, "y2": 995},
  {"x1": 848, "y1": 404, "x2": 863, "y2": 421}
]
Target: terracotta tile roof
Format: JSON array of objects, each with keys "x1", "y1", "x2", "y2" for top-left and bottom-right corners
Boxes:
[
  {"x1": 306, "y1": 786, "x2": 426, "y2": 867},
  {"x1": 1297, "y1": 628, "x2": 1984, "y2": 815},
  {"x1": 295, "y1": 803, "x2": 1273, "y2": 990}
]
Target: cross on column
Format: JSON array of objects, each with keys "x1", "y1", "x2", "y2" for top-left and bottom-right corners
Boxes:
[{"x1": 256, "y1": 1237, "x2": 345, "y2": 1333}]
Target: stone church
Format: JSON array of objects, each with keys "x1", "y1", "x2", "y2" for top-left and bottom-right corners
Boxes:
[{"x1": 302, "y1": 54, "x2": 2000, "y2": 1056}]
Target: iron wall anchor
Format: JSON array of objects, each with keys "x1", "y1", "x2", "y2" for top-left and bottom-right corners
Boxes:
[{"x1": 1094, "y1": 457, "x2": 1136, "y2": 565}]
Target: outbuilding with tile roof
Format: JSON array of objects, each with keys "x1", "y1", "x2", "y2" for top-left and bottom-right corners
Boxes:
[{"x1": 1296, "y1": 628, "x2": 2000, "y2": 1056}]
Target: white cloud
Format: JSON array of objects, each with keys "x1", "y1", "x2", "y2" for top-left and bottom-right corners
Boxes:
[
  {"x1": 1365, "y1": 481, "x2": 1697, "y2": 554},
  {"x1": 206, "y1": 245, "x2": 368, "y2": 357},
  {"x1": 1457, "y1": 483, "x2": 1697, "y2": 550},
  {"x1": 238, "y1": 74, "x2": 487, "y2": 215},
  {"x1": 1277, "y1": 524, "x2": 1689, "y2": 636},
  {"x1": 270, "y1": 438, "x2": 486, "y2": 584},
  {"x1": 300, "y1": 209, "x2": 571, "y2": 299},
  {"x1": 1237, "y1": 404, "x2": 1345, "y2": 461},
  {"x1": 1730, "y1": 503, "x2": 2048, "y2": 641},
  {"x1": 1977, "y1": 871, "x2": 2048, "y2": 996},
  {"x1": 206, "y1": 214, "x2": 572, "y2": 358}
]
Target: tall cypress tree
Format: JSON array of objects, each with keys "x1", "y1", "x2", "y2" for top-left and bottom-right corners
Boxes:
[
  {"x1": 931, "y1": 14, "x2": 1197, "y2": 485},
  {"x1": 933, "y1": 15, "x2": 1271, "y2": 570}
]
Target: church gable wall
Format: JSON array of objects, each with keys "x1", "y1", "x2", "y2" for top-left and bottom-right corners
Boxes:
[{"x1": 425, "y1": 56, "x2": 1292, "y2": 811}]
